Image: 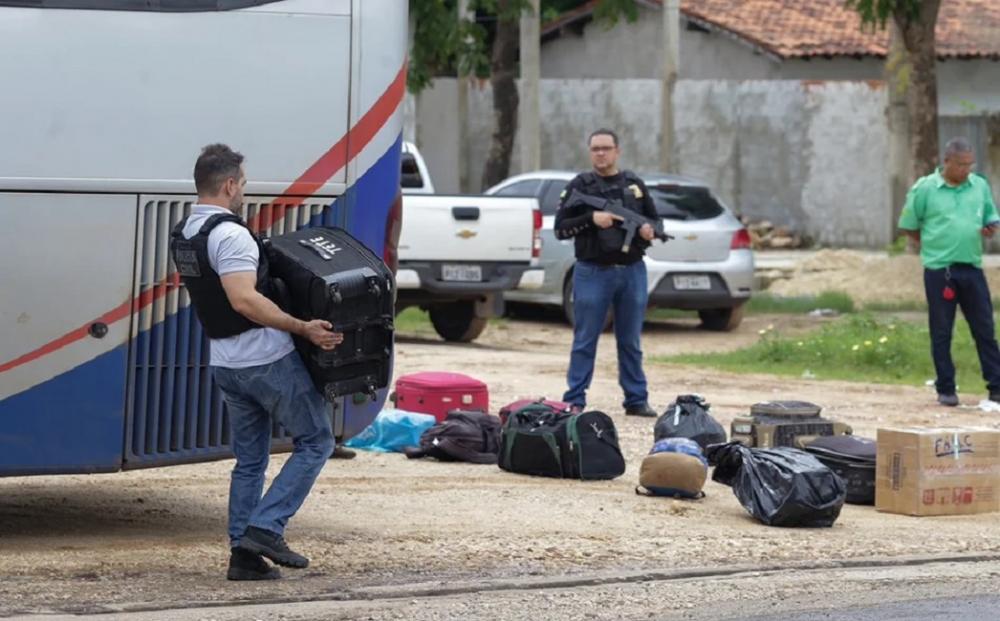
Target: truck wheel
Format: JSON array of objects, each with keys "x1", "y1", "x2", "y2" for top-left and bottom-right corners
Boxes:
[
  {"x1": 429, "y1": 302, "x2": 488, "y2": 342},
  {"x1": 698, "y1": 304, "x2": 745, "y2": 331},
  {"x1": 562, "y1": 275, "x2": 612, "y2": 331}
]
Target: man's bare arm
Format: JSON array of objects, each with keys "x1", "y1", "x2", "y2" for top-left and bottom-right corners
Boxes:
[{"x1": 220, "y1": 272, "x2": 341, "y2": 349}]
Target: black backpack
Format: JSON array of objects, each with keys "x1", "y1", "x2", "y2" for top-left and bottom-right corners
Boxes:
[
  {"x1": 499, "y1": 408, "x2": 625, "y2": 480},
  {"x1": 654, "y1": 394, "x2": 727, "y2": 450},
  {"x1": 404, "y1": 410, "x2": 502, "y2": 464}
]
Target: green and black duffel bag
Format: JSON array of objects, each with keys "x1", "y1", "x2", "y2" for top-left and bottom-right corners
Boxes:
[{"x1": 499, "y1": 407, "x2": 625, "y2": 480}]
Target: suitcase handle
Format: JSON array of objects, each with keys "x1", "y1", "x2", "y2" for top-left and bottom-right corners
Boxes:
[{"x1": 298, "y1": 239, "x2": 334, "y2": 260}]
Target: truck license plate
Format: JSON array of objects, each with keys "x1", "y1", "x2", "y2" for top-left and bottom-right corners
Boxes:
[
  {"x1": 673, "y1": 275, "x2": 710, "y2": 290},
  {"x1": 442, "y1": 264, "x2": 482, "y2": 282}
]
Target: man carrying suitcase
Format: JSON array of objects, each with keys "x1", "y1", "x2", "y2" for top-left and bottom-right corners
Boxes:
[
  {"x1": 554, "y1": 129, "x2": 661, "y2": 418},
  {"x1": 170, "y1": 144, "x2": 343, "y2": 580}
]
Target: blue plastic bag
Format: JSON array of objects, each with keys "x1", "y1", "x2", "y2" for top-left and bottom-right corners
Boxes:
[{"x1": 344, "y1": 409, "x2": 436, "y2": 453}]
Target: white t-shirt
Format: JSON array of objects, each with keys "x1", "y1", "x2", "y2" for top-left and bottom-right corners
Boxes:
[{"x1": 182, "y1": 205, "x2": 294, "y2": 369}]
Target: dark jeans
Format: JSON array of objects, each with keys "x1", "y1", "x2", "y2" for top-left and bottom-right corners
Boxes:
[
  {"x1": 214, "y1": 352, "x2": 335, "y2": 548},
  {"x1": 924, "y1": 265, "x2": 1000, "y2": 395},
  {"x1": 563, "y1": 260, "x2": 649, "y2": 409}
]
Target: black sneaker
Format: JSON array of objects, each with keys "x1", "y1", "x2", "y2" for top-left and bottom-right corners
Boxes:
[
  {"x1": 937, "y1": 393, "x2": 959, "y2": 407},
  {"x1": 989, "y1": 393, "x2": 1000, "y2": 405},
  {"x1": 227, "y1": 547, "x2": 281, "y2": 581},
  {"x1": 624, "y1": 403, "x2": 657, "y2": 417},
  {"x1": 330, "y1": 446, "x2": 357, "y2": 460},
  {"x1": 238, "y1": 526, "x2": 309, "y2": 568}
]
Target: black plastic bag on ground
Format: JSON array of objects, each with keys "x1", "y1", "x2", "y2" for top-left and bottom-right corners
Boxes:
[
  {"x1": 654, "y1": 394, "x2": 726, "y2": 450},
  {"x1": 706, "y1": 442, "x2": 846, "y2": 527}
]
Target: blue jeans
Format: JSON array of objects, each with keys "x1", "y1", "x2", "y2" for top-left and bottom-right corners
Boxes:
[
  {"x1": 214, "y1": 352, "x2": 334, "y2": 548},
  {"x1": 924, "y1": 265, "x2": 1000, "y2": 395},
  {"x1": 564, "y1": 260, "x2": 649, "y2": 409}
]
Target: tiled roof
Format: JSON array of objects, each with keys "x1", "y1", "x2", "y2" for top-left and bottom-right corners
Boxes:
[{"x1": 542, "y1": 0, "x2": 1000, "y2": 60}]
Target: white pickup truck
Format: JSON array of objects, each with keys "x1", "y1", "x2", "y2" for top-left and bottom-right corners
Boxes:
[{"x1": 397, "y1": 142, "x2": 544, "y2": 342}]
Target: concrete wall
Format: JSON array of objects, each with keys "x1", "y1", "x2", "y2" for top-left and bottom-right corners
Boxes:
[
  {"x1": 407, "y1": 78, "x2": 897, "y2": 247},
  {"x1": 674, "y1": 81, "x2": 892, "y2": 247}
]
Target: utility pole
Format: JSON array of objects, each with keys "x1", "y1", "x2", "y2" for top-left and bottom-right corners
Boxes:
[
  {"x1": 660, "y1": 0, "x2": 680, "y2": 172},
  {"x1": 886, "y1": 19, "x2": 913, "y2": 242},
  {"x1": 457, "y1": 0, "x2": 474, "y2": 192},
  {"x1": 519, "y1": 0, "x2": 541, "y2": 173}
]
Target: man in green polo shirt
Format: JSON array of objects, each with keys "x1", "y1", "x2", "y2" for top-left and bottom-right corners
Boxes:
[{"x1": 899, "y1": 137, "x2": 1000, "y2": 406}]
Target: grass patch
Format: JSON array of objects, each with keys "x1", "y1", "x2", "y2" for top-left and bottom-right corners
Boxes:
[
  {"x1": 394, "y1": 307, "x2": 508, "y2": 336},
  {"x1": 394, "y1": 307, "x2": 435, "y2": 335},
  {"x1": 657, "y1": 313, "x2": 987, "y2": 388}
]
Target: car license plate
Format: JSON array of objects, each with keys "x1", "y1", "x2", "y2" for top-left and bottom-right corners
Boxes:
[
  {"x1": 442, "y1": 264, "x2": 482, "y2": 282},
  {"x1": 673, "y1": 275, "x2": 710, "y2": 290}
]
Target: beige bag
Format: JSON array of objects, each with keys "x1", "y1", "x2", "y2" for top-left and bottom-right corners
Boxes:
[{"x1": 636, "y1": 451, "x2": 707, "y2": 499}]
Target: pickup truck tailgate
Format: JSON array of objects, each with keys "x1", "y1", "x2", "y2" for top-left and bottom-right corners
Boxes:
[{"x1": 398, "y1": 195, "x2": 537, "y2": 262}]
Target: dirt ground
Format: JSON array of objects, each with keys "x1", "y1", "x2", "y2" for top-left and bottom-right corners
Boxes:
[{"x1": 3, "y1": 311, "x2": 1000, "y2": 618}]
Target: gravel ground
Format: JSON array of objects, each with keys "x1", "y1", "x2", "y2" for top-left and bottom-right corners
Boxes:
[{"x1": 2, "y1": 312, "x2": 1000, "y2": 617}]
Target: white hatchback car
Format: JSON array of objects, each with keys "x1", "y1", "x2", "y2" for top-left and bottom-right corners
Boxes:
[{"x1": 485, "y1": 171, "x2": 754, "y2": 330}]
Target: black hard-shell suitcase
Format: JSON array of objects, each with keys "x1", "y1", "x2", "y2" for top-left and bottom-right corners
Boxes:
[
  {"x1": 266, "y1": 226, "x2": 394, "y2": 401},
  {"x1": 802, "y1": 435, "x2": 876, "y2": 505}
]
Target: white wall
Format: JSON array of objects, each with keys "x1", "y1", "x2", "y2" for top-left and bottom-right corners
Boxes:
[{"x1": 406, "y1": 78, "x2": 899, "y2": 247}]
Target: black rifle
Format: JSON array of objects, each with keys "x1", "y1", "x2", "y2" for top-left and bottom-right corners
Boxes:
[{"x1": 564, "y1": 190, "x2": 673, "y2": 253}]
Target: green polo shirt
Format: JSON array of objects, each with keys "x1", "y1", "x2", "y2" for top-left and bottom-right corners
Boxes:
[{"x1": 898, "y1": 169, "x2": 999, "y2": 269}]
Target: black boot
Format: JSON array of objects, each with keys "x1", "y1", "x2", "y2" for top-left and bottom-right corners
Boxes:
[
  {"x1": 624, "y1": 403, "x2": 657, "y2": 417},
  {"x1": 227, "y1": 547, "x2": 281, "y2": 581},
  {"x1": 238, "y1": 526, "x2": 309, "y2": 568}
]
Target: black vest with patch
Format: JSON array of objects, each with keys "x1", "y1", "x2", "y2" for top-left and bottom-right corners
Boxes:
[
  {"x1": 170, "y1": 213, "x2": 276, "y2": 339},
  {"x1": 574, "y1": 170, "x2": 648, "y2": 265}
]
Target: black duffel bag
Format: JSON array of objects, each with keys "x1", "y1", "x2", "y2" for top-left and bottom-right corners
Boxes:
[
  {"x1": 707, "y1": 442, "x2": 846, "y2": 527},
  {"x1": 499, "y1": 408, "x2": 625, "y2": 480},
  {"x1": 405, "y1": 410, "x2": 502, "y2": 464}
]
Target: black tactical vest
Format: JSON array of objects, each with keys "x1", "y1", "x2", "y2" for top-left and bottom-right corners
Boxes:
[
  {"x1": 170, "y1": 212, "x2": 276, "y2": 339},
  {"x1": 578, "y1": 170, "x2": 645, "y2": 260}
]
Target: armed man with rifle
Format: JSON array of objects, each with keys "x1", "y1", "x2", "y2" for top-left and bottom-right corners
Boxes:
[{"x1": 554, "y1": 128, "x2": 669, "y2": 418}]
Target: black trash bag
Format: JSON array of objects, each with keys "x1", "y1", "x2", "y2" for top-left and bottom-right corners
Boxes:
[
  {"x1": 654, "y1": 394, "x2": 726, "y2": 450},
  {"x1": 706, "y1": 442, "x2": 846, "y2": 527}
]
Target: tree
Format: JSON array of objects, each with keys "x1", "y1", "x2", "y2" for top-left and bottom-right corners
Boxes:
[
  {"x1": 846, "y1": 0, "x2": 943, "y2": 180},
  {"x1": 409, "y1": 0, "x2": 638, "y2": 190}
]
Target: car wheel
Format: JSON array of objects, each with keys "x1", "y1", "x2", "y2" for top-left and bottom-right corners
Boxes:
[
  {"x1": 429, "y1": 301, "x2": 488, "y2": 342},
  {"x1": 698, "y1": 304, "x2": 745, "y2": 331},
  {"x1": 562, "y1": 274, "x2": 612, "y2": 331}
]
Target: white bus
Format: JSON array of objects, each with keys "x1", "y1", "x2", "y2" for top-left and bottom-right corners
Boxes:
[{"x1": 0, "y1": 0, "x2": 407, "y2": 475}]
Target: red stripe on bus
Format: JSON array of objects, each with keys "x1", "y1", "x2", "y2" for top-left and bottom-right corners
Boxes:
[
  {"x1": 247, "y1": 63, "x2": 407, "y2": 231},
  {"x1": 1, "y1": 63, "x2": 407, "y2": 376},
  {"x1": 0, "y1": 274, "x2": 182, "y2": 375}
]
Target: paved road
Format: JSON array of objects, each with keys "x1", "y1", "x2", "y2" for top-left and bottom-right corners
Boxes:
[
  {"x1": 11, "y1": 558, "x2": 1000, "y2": 621},
  {"x1": 736, "y1": 594, "x2": 1000, "y2": 621}
]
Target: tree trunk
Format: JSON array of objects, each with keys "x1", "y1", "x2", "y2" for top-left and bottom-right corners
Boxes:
[
  {"x1": 480, "y1": 0, "x2": 520, "y2": 190},
  {"x1": 894, "y1": 0, "x2": 942, "y2": 179},
  {"x1": 885, "y1": 18, "x2": 912, "y2": 237}
]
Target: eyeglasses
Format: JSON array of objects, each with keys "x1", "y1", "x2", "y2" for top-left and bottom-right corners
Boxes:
[{"x1": 589, "y1": 146, "x2": 615, "y2": 153}]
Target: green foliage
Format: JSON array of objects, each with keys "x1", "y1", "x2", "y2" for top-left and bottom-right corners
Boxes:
[
  {"x1": 886, "y1": 234, "x2": 909, "y2": 256},
  {"x1": 844, "y1": 0, "x2": 924, "y2": 28},
  {"x1": 658, "y1": 313, "x2": 986, "y2": 388},
  {"x1": 408, "y1": 0, "x2": 639, "y2": 94},
  {"x1": 408, "y1": 0, "x2": 490, "y2": 93}
]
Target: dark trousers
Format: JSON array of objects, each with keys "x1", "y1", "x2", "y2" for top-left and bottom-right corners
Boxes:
[{"x1": 924, "y1": 265, "x2": 1000, "y2": 395}]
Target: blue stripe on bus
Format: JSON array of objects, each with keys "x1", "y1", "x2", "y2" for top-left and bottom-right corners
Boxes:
[
  {"x1": 325, "y1": 133, "x2": 401, "y2": 439},
  {"x1": 0, "y1": 345, "x2": 128, "y2": 475},
  {"x1": 324, "y1": 132, "x2": 403, "y2": 257}
]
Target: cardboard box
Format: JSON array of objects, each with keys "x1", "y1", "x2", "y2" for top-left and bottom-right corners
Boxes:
[{"x1": 876, "y1": 427, "x2": 1000, "y2": 516}]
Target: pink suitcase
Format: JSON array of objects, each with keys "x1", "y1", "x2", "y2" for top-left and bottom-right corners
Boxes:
[{"x1": 393, "y1": 372, "x2": 489, "y2": 421}]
